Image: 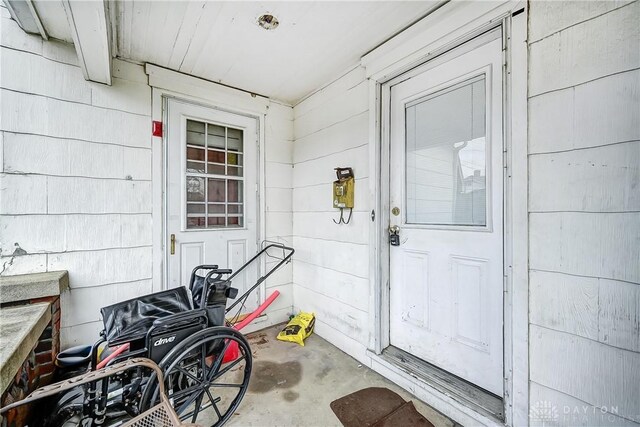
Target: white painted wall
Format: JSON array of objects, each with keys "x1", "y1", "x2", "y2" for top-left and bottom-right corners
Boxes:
[
  {"x1": 291, "y1": 1, "x2": 640, "y2": 425},
  {"x1": 291, "y1": 66, "x2": 371, "y2": 352},
  {"x1": 0, "y1": 2, "x2": 294, "y2": 347},
  {"x1": 262, "y1": 100, "x2": 295, "y2": 327},
  {"x1": 527, "y1": 1, "x2": 640, "y2": 425},
  {"x1": 0, "y1": 4, "x2": 153, "y2": 347}
]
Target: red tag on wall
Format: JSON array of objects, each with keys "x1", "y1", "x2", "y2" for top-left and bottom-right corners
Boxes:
[{"x1": 152, "y1": 121, "x2": 163, "y2": 137}]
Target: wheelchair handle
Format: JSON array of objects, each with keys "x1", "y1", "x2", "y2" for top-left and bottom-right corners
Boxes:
[{"x1": 188, "y1": 265, "x2": 219, "y2": 290}]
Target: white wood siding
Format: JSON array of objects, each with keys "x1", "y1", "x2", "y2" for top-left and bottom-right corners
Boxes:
[
  {"x1": 528, "y1": 1, "x2": 640, "y2": 425},
  {"x1": 291, "y1": 66, "x2": 371, "y2": 348},
  {"x1": 263, "y1": 100, "x2": 294, "y2": 323},
  {"x1": 0, "y1": 4, "x2": 153, "y2": 347},
  {"x1": 0, "y1": 4, "x2": 295, "y2": 346},
  {"x1": 0, "y1": 7, "x2": 152, "y2": 347}
]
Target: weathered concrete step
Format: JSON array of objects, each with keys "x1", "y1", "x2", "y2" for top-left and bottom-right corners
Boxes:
[{"x1": 0, "y1": 271, "x2": 69, "y2": 304}]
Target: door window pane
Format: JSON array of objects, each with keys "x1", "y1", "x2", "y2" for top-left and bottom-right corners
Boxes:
[
  {"x1": 405, "y1": 75, "x2": 487, "y2": 226},
  {"x1": 185, "y1": 119, "x2": 246, "y2": 229}
]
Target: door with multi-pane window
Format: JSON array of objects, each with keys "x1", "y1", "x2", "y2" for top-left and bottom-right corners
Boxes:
[
  {"x1": 388, "y1": 35, "x2": 504, "y2": 395},
  {"x1": 166, "y1": 99, "x2": 258, "y2": 311}
]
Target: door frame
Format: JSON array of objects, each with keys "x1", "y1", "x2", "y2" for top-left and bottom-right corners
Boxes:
[
  {"x1": 363, "y1": 2, "x2": 528, "y2": 425},
  {"x1": 146, "y1": 64, "x2": 268, "y2": 296}
]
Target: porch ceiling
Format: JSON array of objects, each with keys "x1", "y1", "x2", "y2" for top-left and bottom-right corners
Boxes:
[
  {"x1": 114, "y1": 1, "x2": 439, "y2": 104},
  {"x1": 14, "y1": 0, "x2": 440, "y2": 104}
]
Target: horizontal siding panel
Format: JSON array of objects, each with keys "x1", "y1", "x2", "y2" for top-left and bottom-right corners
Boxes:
[
  {"x1": 266, "y1": 212, "x2": 293, "y2": 238},
  {"x1": 294, "y1": 80, "x2": 368, "y2": 140},
  {"x1": 529, "y1": 70, "x2": 640, "y2": 154},
  {"x1": 47, "y1": 177, "x2": 152, "y2": 214},
  {"x1": 260, "y1": 282, "x2": 293, "y2": 313},
  {"x1": 292, "y1": 237, "x2": 369, "y2": 279},
  {"x1": 0, "y1": 15, "x2": 43, "y2": 55},
  {"x1": 292, "y1": 178, "x2": 370, "y2": 213},
  {"x1": 90, "y1": 76, "x2": 151, "y2": 116},
  {"x1": 3, "y1": 132, "x2": 70, "y2": 175},
  {"x1": 41, "y1": 39, "x2": 78, "y2": 66},
  {"x1": 120, "y1": 214, "x2": 153, "y2": 247},
  {"x1": 121, "y1": 146, "x2": 152, "y2": 181},
  {"x1": 293, "y1": 259, "x2": 370, "y2": 312},
  {"x1": 265, "y1": 162, "x2": 292, "y2": 189},
  {"x1": 61, "y1": 321, "x2": 103, "y2": 349},
  {"x1": 293, "y1": 212, "x2": 369, "y2": 245},
  {"x1": 0, "y1": 214, "x2": 152, "y2": 253},
  {"x1": 293, "y1": 111, "x2": 369, "y2": 164},
  {"x1": 529, "y1": 0, "x2": 634, "y2": 43},
  {"x1": 0, "y1": 253, "x2": 47, "y2": 276},
  {"x1": 0, "y1": 173, "x2": 47, "y2": 214},
  {"x1": 265, "y1": 187, "x2": 292, "y2": 213},
  {"x1": 530, "y1": 325, "x2": 640, "y2": 421},
  {"x1": 0, "y1": 46, "x2": 91, "y2": 103},
  {"x1": 292, "y1": 144, "x2": 369, "y2": 188},
  {"x1": 529, "y1": 382, "x2": 640, "y2": 426},
  {"x1": 294, "y1": 67, "x2": 366, "y2": 117},
  {"x1": 264, "y1": 260, "x2": 293, "y2": 289},
  {"x1": 61, "y1": 279, "x2": 153, "y2": 326},
  {"x1": 529, "y1": 212, "x2": 640, "y2": 283},
  {"x1": 265, "y1": 107, "x2": 294, "y2": 142},
  {"x1": 598, "y1": 278, "x2": 640, "y2": 352},
  {"x1": 529, "y1": 140, "x2": 640, "y2": 212},
  {"x1": 3, "y1": 132, "x2": 151, "y2": 180},
  {"x1": 1, "y1": 89, "x2": 150, "y2": 148},
  {"x1": 265, "y1": 139, "x2": 293, "y2": 164},
  {"x1": 1, "y1": 215, "x2": 65, "y2": 253},
  {"x1": 529, "y1": 2, "x2": 639, "y2": 96},
  {"x1": 47, "y1": 247, "x2": 152, "y2": 288},
  {"x1": 530, "y1": 270, "x2": 599, "y2": 341},
  {"x1": 64, "y1": 215, "x2": 122, "y2": 250},
  {"x1": 293, "y1": 284, "x2": 369, "y2": 345}
]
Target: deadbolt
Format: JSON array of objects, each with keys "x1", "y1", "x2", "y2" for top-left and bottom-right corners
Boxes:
[{"x1": 392, "y1": 207, "x2": 400, "y2": 216}]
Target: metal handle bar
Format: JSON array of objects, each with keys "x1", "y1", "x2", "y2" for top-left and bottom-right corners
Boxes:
[{"x1": 225, "y1": 243, "x2": 294, "y2": 313}]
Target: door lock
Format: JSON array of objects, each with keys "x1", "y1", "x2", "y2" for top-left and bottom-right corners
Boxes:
[
  {"x1": 170, "y1": 234, "x2": 175, "y2": 255},
  {"x1": 389, "y1": 225, "x2": 400, "y2": 246}
]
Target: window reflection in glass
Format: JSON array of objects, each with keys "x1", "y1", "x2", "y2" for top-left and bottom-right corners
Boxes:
[{"x1": 405, "y1": 76, "x2": 487, "y2": 226}]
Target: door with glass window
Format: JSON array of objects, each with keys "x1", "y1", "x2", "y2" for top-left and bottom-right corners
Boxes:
[
  {"x1": 388, "y1": 35, "x2": 504, "y2": 395},
  {"x1": 166, "y1": 99, "x2": 259, "y2": 311}
]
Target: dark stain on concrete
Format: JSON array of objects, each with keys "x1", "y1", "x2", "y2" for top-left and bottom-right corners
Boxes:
[
  {"x1": 316, "y1": 365, "x2": 332, "y2": 380},
  {"x1": 249, "y1": 361, "x2": 302, "y2": 393},
  {"x1": 282, "y1": 390, "x2": 299, "y2": 402}
]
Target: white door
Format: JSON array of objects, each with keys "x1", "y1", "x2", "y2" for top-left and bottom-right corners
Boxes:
[
  {"x1": 388, "y1": 36, "x2": 504, "y2": 395},
  {"x1": 166, "y1": 99, "x2": 259, "y2": 311}
]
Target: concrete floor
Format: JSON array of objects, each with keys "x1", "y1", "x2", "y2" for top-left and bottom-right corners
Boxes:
[{"x1": 224, "y1": 325, "x2": 454, "y2": 427}]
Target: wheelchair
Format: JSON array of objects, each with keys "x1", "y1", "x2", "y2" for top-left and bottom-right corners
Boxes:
[{"x1": 1, "y1": 243, "x2": 294, "y2": 427}]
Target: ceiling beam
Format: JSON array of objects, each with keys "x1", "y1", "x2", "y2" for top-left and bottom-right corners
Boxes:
[
  {"x1": 4, "y1": 0, "x2": 48, "y2": 39},
  {"x1": 62, "y1": 0, "x2": 112, "y2": 85}
]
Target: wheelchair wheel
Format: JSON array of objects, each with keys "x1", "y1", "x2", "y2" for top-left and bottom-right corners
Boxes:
[{"x1": 140, "y1": 327, "x2": 252, "y2": 426}]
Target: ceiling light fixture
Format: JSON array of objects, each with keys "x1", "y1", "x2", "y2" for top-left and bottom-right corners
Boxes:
[{"x1": 257, "y1": 14, "x2": 279, "y2": 30}]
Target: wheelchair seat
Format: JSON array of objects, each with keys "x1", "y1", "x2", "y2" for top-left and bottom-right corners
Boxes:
[{"x1": 101, "y1": 287, "x2": 193, "y2": 346}]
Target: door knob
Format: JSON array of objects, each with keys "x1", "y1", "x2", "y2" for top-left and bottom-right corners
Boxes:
[{"x1": 170, "y1": 234, "x2": 176, "y2": 255}]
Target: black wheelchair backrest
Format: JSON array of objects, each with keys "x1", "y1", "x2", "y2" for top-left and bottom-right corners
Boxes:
[{"x1": 101, "y1": 287, "x2": 193, "y2": 346}]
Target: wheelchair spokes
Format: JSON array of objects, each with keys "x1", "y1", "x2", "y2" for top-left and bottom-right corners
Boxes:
[{"x1": 141, "y1": 327, "x2": 252, "y2": 427}]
